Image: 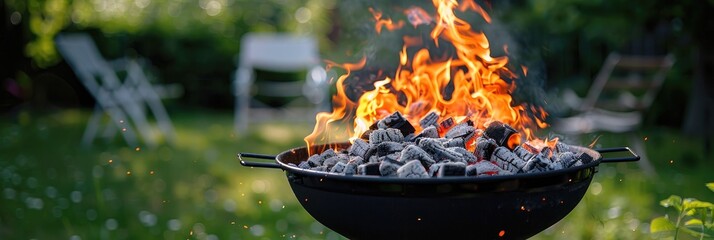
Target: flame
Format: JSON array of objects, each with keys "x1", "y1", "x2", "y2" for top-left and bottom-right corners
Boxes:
[
  {"x1": 370, "y1": 8, "x2": 405, "y2": 34},
  {"x1": 305, "y1": 0, "x2": 548, "y2": 152}
]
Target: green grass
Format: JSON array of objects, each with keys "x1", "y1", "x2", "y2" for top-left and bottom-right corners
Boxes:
[{"x1": 0, "y1": 108, "x2": 711, "y2": 239}]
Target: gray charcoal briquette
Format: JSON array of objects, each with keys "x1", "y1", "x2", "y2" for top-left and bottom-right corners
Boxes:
[
  {"x1": 379, "y1": 159, "x2": 403, "y2": 176},
  {"x1": 330, "y1": 162, "x2": 347, "y2": 173},
  {"x1": 357, "y1": 162, "x2": 381, "y2": 175},
  {"x1": 349, "y1": 138, "x2": 370, "y2": 158},
  {"x1": 451, "y1": 147, "x2": 477, "y2": 164},
  {"x1": 474, "y1": 137, "x2": 498, "y2": 161},
  {"x1": 307, "y1": 154, "x2": 323, "y2": 167},
  {"x1": 298, "y1": 161, "x2": 311, "y2": 169},
  {"x1": 436, "y1": 162, "x2": 467, "y2": 177},
  {"x1": 376, "y1": 111, "x2": 416, "y2": 136},
  {"x1": 445, "y1": 123, "x2": 476, "y2": 141},
  {"x1": 419, "y1": 112, "x2": 439, "y2": 129},
  {"x1": 369, "y1": 128, "x2": 404, "y2": 144},
  {"x1": 375, "y1": 142, "x2": 405, "y2": 156},
  {"x1": 400, "y1": 145, "x2": 435, "y2": 168},
  {"x1": 397, "y1": 160, "x2": 430, "y2": 178},
  {"x1": 490, "y1": 146, "x2": 527, "y2": 173},
  {"x1": 343, "y1": 162, "x2": 358, "y2": 175},
  {"x1": 465, "y1": 164, "x2": 479, "y2": 176},
  {"x1": 323, "y1": 157, "x2": 339, "y2": 170},
  {"x1": 415, "y1": 126, "x2": 439, "y2": 139},
  {"x1": 348, "y1": 156, "x2": 365, "y2": 165}
]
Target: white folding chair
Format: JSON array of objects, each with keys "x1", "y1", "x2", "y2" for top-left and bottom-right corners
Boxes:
[
  {"x1": 55, "y1": 33, "x2": 178, "y2": 148},
  {"x1": 233, "y1": 33, "x2": 328, "y2": 132},
  {"x1": 554, "y1": 52, "x2": 675, "y2": 134},
  {"x1": 553, "y1": 52, "x2": 675, "y2": 176}
]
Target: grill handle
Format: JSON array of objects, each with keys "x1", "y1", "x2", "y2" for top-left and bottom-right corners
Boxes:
[
  {"x1": 238, "y1": 153, "x2": 281, "y2": 169},
  {"x1": 595, "y1": 147, "x2": 640, "y2": 163}
]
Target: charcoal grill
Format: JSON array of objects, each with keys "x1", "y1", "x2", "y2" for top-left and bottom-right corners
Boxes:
[{"x1": 239, "y1": 143, "x2": 638, "y2": 239}]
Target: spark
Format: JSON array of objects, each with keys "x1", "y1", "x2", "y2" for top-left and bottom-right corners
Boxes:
[
  {"x1": 135, "y1": 147, "x2": 141, "y2": 152},
  {"x1": 499, "y1": 230, "x2": 505, "y2": 237},
  {"x1": 108, "y1": 159, "x2": 113, "y2": 164},
  {"x1": 126, "y1": 171, "x2": 132, "y2": 175}
]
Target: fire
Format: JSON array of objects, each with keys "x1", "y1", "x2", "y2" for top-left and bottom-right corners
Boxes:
[{"x1": 305, "y1": 0, "x2": 548, "y2": 152}]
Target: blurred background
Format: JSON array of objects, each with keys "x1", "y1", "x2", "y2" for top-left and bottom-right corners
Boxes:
[{"x1": 1, "y1": 0, "x2": 712, "y2": 239}]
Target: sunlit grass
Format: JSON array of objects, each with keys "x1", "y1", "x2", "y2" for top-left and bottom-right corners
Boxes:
[{"x1": 0, "y1": 109, "x2": 711, "y2": 239}]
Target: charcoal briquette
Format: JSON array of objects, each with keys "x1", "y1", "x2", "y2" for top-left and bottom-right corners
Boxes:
[
  {"x1": 349, "y1": 138, "x2": 370, "y2": 158},
  {"x1": 513, "y1": 146, "x2": 536, "y2": 162},
  {"x1": 419, "y1": 111, "x2": 439, "y2": 129},
  {"x1": 434, "y1": 148, "x2": 463, "y2": 162},
  {"x1": 357, "y1": 162, "x2": 381, "y2": 175},
  {"x1": 377, "y1": 111, "x2": 416, "y2": 136},
  {"x1": 369, "y1": 128, "x2": 404, "y2": 144},
  {"x1": 343, "y1": 162, "x2": 358, "y2": 175},
  {"x1": 397, "y1": 160, "x2": 430, "y2": 178},
  {"x1": 375, "y1": 141, "x2": 405, "y2": 156},
  {"x1": 307, "y1": 154, "x2": 323, "y2": 167},
  {"x1": 473, "y1": 160, "x2": 503, "y2": 174},
  {"x1": 445, "y1": 123, "x2": 476, "y2": 141},
  {"x1": 465, "y1": 164, "x2": 479, "y2": 176},
  {"x1": 323, "y1": 156, "x2": 339, "y2": 170},
  {"x1": 444, "y1": 138, "x2": 465, "y2": 148},
  {"x1": 311, "y1": 165, "x2": 327, "y2": 172},
  {"x1": 428, "y1": 162, "x2": 444, "y2": 176},
  {"x1": 436, "y1": 162, "x2": 467, "y2": 177},
  {"x1": 555, "y1": 141, "x2": 571, "y2": 153},
  {"x1": 576, "y1": 152, "x2": 593, "y2": 164},
  {"x1": 330, "y1": 162, "x2": 347, "y2": 173},
  {"x1": 400, "y1": 145, "x2": 436, "y2": 168},
  {"x1": 320, "y1": 149, "x2": 338, "y2": 159},
  {"x1": 379, "y1": 152, "x2": 401, "y2": 162},
  {"x1": 490, "y1": 146, "x2": 527, "y2": 173},
  {"x1": 483, "y1": 121, "x2": 518, "y2": 147},
  {"x1": 298, "y1": 161, "x2": 311, "y2": 169},
  {"x1": 348, "y1": 156, "x2": 365, "y2": 165},
  {"x1": 379, "y1": 159, "x2": 403, "y2": 176},
  {"x1": 474, "y1": 137, "x2": 498, "y2": 161},
  {"x1": 439, "y1": 117, "x2": 456, "y2": 131},
  {"x1": 415, "y1": 125, "x2": 439, "y2": 139},
  {"x1": 450, "y1": 147, "x2": 477, "y2": 164}
]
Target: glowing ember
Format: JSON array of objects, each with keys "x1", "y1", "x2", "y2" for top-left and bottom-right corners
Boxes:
[{"x1": 305, "y1": 0, "x2": 548, "y2": 152}]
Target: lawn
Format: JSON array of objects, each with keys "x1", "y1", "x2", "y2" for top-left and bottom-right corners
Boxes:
[{"x1": 0, "y1": 108, "x2": 711, "y2": 239}]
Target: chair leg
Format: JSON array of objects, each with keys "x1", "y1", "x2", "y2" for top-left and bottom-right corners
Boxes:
[
  {"x1": 103, "y1": 105, "x2": 140, "y2": 147},
  {"x1": 117, "y1": 92, "x2": 157, "y2": 148},
  {"x1": 139, "y1": 84, "x2": 177, "y2": 145}
]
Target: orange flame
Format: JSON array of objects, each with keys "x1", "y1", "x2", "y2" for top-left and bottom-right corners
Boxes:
[
  {"x1": 370, "y1": 8, "x2": 405, "y2": 34},
  {"x1": 305, "y1": 0, "x2": 548, "y2": 151}
]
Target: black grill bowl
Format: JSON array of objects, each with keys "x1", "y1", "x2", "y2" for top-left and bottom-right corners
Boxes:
[{"x1": 240, "y1": 143, "x2": 637, "y2": 240}]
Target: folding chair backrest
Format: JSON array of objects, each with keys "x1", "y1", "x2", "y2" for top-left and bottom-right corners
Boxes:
[
  {"x1": 55, "y1": 34, "x2": 126, "y2": 96},
  {"x1": 239, "y1": 33, "x2": 320, "y2": 71},
  {"x1": 580, "y1": 53, "x2": 675, "y2": 113}
]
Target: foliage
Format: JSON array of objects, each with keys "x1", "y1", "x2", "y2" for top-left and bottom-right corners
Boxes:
[
  {"x1": 650, "y1": 185, "x2": 714, "y2": 240},
  {"x1": 1, "y1": 109, "x2": 712, "y2": 239}
]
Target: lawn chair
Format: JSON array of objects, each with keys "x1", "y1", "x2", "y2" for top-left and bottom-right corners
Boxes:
[
  {"x1": 553, "y1": 52, "x2": 675, "y2": 175},
  {"x1": 233, "y1": 33, "x2": 328, "y2": 132},
  {"x1": 55, "y1": 33, "x2": 179, "y2": 148}
]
